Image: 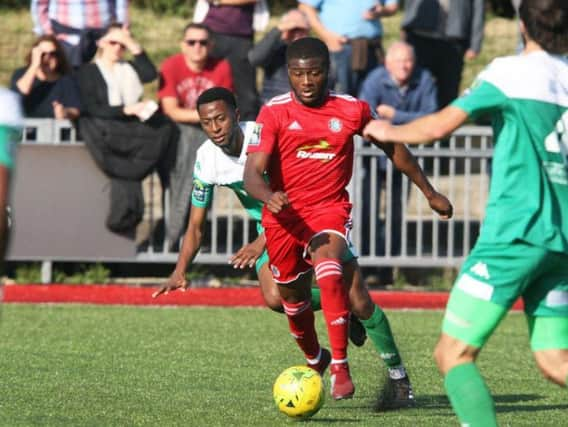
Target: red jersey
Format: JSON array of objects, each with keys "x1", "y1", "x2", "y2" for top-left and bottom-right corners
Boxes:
[
  {"x1": 158, "y1": 53, "x2": 233, "y2": 108},
  {"x1": 248, "y1": 91, "x2": 373, "y2": 224}
]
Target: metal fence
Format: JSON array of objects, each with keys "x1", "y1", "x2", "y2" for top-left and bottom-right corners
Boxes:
[{"x1": 18, "y1": 119, "x2": 493, "y2": 269}]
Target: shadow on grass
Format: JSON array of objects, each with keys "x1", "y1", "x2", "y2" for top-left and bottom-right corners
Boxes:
[{"x1": 410, "y1": 393, "x2": 544, "y2": 410}]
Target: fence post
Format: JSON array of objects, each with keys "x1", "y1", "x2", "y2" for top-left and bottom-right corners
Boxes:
[{"x1": 41, "y1": 261, "x2": 52, "y2": 284}]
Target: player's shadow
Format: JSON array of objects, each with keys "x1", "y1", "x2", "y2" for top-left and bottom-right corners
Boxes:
[
  {"x1": 493, "y1": 394, "x2": 568, "y2": 413},
  {"x1": 415, "y1": 393, "x2": 544, "y2": 410}
]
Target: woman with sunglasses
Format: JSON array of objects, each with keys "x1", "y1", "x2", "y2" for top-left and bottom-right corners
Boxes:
[
  {"x1": 76, "y1": 23, "x2": 177, "y2": 235},
  {"x1": 11, "y1": 35, "x2": 81, "y2": 120}
]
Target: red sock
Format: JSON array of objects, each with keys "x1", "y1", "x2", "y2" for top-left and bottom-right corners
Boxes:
[
  {"x1": 281, "y1": 299, "x2": 320, "y2": 360},
  {"x1": 314, "y1": 258, "x2": 349, "y2": 361}
]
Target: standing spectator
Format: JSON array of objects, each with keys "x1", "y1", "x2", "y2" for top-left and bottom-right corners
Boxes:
[
  {"x1": 0, "y1": 88, "x2": 23, "y2": 260},
  {"x1": 77, "y1": 24, "x2": 177, "y2": 234},
  {"x1": 158, "y1": 22, "x2": 233, "y2": 245},
  {"x1": 31, "y1": 0, "x2": 129, "y2": 68},
  {"x1": 200, "y1": 0, "x2": 262, "y2": 120},
  {"x1": 248, "y1": 8, "x2": 310, "y2": 104},
  {"x1": 298, "y1": 0, "x2": 398, "y2": 96},
  {"x1": 11, "y1": 35, "x2": 81, "y2": 120},
  {"x1": 358, "y1": 41, "x2": 437, "y2": 286},
  {"x1": 402, "y1": 0, "x2": 484, "y2": 108}
]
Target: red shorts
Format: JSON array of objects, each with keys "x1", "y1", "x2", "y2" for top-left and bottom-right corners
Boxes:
[{"x1": 264, "y1": 205, "x2": 353, "y2": 284}]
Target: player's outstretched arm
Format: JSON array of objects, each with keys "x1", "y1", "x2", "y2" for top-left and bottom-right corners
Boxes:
[
  {"x1": 378, "y1": 142, "x2": 453, "y2": 219},
  {"x1": 230, "y1": 232, "x2": 266, "y2": 269},
  {"x1": 244, "y1": 152, "x2": 289, "y2": 214},
  {"x1": 152, "y1": 205, "x2": 208, "y2": 298},
  {"x1": 363, "y1": 106, "x2": 468, "y2": 145}
]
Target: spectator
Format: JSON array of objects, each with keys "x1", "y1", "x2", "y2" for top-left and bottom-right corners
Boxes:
[
  {"x1": 158, "y1": 22, "x2": 234, "y2": 245},
  {"x1": 31, "y1": 0, "x2": 129, "y2": 68},
  {"x1": 248, "y1": 8, "x2": 310, "y2": 104},
  {"x1": 11, "y1": 35, "x2": 81, "y2": 120},
  {"x1": 401, "y1": 0, "x2": 484, "y2": 108},
  {"x1": 77, "y1": 24, "x2": 177, "y2": 235},
  {"x1": 200, "y1": 0, "x2": 263, "y2": 120},
  {"x1": 299, "y1": 0, "x2": 398, "y2": 96},
  {"x1": 358, "y1": 41, "x2": 438, "y2": 286}
]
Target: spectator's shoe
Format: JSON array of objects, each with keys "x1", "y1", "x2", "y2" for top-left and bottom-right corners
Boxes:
[
  {"x1": 348, "y1": 314, "x2": 367, "y2": 347},
  {"x1": 330, "y1": 362, "x2": 355, "y2": 400},
  {"x1": 375, "y1": 374, "x2": 416, "y2": 411},
  {"x1": 307, "y1": 348, "x2": 331, "y2": 376}
]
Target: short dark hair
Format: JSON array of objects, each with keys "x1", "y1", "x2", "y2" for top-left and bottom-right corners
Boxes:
[
  {"x1": 196, "y1": 87, "x2": 237, "y2": 110},
  {"x1": 286, "y1": 37, "x2": 330, "y2": 69},
  {"x1": 519, "y1": 0, "x2": 568, "y2": 54},
  {"x1": 183, "y1": 22, "x2": 211, "y2": 38}
]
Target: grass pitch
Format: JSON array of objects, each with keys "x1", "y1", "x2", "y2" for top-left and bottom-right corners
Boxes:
[{"x1": 0, "y1": 304, "x2": 566, "y2": 426}]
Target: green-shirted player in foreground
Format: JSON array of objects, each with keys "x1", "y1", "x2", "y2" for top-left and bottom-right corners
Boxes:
[
  {"x1": 153, "y1": 87, "x2": 421, "y2": 408},
  {"x1": 363, "y1": 0, "x2": 568, "y2": 425},
  {"x1": 0, "y1": 88, "x2": 22, "y2": 261}
]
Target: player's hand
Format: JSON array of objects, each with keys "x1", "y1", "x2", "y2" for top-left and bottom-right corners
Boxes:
[
  {"x1": 266, "y1": 191, "x2": 289, "y2": 214},
  {"x1": 230, "y1": 242, "x2": 262, "y2": 269},
  {"x1": 427, "y1": 191, "x2": 453, "y2": 219},
  {"x1": 363, "y1": 119, "x2": 392, "y2": 142},
  {"x1": 152, "y1": 271, "x2": 189, "y2": 298}
]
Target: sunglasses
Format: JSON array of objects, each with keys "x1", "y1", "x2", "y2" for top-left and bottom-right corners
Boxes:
[
  {"x1": 41, "y1": 51, "x2": 57, "y2": 58},
  {"x1": 185, "y1": 39, "x2": 208, "y2": 47},
  {"x1": 108, "y1": 40, "x2": 126, "y2": 49}
]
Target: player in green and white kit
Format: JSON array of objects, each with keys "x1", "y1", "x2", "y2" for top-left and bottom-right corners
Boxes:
[
  {"x1": 0, "y1": 88, "x2": 22, "y2": 261},
  {"x1": 153, "y1": 86, "x2": 440, "y2": 407},
  {"x1": 363, "y1": 0, "x2": 568, "y2": 424}
]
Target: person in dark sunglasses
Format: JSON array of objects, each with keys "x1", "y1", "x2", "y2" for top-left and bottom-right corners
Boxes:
[
  {"x1": 158, "y1": 22, "x2": 234, "y2": 245},
  {"x1": 11, "y1": 35, "x2": 81, "y2": 120}
]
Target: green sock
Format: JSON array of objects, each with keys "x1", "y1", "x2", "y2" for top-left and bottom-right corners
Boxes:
[
  {"x1": 310, "y1": 288, "x2": 321, "y2": 311},
  {"x1": 444, "y1": 363, "x2": 498, "y2": 427},
  {"x1": 360, "y1": 305, "x2": 402, "y2": 367}
]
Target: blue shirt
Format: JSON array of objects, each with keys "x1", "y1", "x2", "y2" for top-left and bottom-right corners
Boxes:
[
  {"x1": 358, "y1": 65, "x2": 438, "y2": 124},
  {"x1": 299, "y1": 0, "x2": 397, "y2": 39}
]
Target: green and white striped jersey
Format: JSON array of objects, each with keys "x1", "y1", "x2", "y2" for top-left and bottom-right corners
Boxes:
[
  {"x1": 191, "y1": 121, "x2": 263, "y2": 224},
  {"x1": 453, "y1": 51, "x2": 568, "y2": 253},
  {"x1": 0, "y1": 88, "x2": 22, "y2": 169}
]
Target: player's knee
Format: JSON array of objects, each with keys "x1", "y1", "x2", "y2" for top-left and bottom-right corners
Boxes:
[
  {"x1": 349, "y1": 296, "x2": 374, "y2": 320},
  {"x1": 433, "y1": 335, "x2": 477, "y2": 375}
]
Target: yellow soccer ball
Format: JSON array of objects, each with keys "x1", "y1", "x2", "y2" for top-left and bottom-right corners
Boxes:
[{"x1": 273, "y1": 365, "x2": 325, "y2": 419}]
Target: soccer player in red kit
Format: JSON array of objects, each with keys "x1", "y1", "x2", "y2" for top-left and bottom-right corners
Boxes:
[{"x1": 244, "y1": 37, "x2": 453, "y2": 401}]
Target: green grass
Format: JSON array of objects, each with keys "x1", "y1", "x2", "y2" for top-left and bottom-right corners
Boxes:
[{"x1": 0, "y1": 304, "x2": 566, "y2": 426}]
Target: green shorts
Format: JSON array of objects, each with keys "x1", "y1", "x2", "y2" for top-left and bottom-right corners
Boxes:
[{"x1": 442, "y1": 240, "x2": 568, "y2": 349}]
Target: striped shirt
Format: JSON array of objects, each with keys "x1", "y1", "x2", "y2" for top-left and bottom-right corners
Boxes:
[{"x1": 31, "y1": 0, "x2": 129, "y2": 36}]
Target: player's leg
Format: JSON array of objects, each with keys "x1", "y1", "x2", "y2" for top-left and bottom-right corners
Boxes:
[
  {"x1": 278, "y1": 272, "x2": 331, "y2": 374},
  {"x1": 524, "y1": 251, "x2": 568, "y2": 387},
  {"x1": 264, "y1": 224, "x2": 330, "y2": 374},
  {"x1": 436, "y1": 240, "x2": 550, "y2": 427},
  {"x1": 255, "y1": 250, "x2": 321, "y2": 312},
  {"x1": 309, "y1": 231, "x2": 354, "y2": 399},
  {"x1": 343, "y1": 259, "x2": 415, "y2": 408},
  {"x1": 529, "y1": 317, "x2": 568, "y2": 386}
]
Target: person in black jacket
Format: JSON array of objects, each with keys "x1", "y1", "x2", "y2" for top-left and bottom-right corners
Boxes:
[{"x1": 77, "y1": 23, "x2": 177, "y2": 236}]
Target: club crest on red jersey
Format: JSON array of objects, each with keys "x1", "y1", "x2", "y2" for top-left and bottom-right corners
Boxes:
[
  {"x1": 328, "y1": 118, "x2": 342, "y2": 133},
  {"x1": 270, "y1": 264, "x2": 280, "y2": 278}
]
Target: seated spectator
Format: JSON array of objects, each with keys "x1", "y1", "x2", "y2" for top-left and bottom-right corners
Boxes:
[
  {"x1": 158, "y1": 22, "x2": 233, "y2": 245},
  {"x1": 11, "y1": 35, "x2": 81, "y2": 120},
  {"x1": 358, "y1": 41, "x2": 438, "y2": 286},
  {"x1": 248, "y1": 8, "x2": 310, "y2": 103},
  {"x1": 77, "y1": 24, "x2": 177, "y2": 235}
]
